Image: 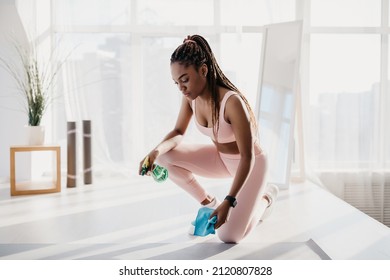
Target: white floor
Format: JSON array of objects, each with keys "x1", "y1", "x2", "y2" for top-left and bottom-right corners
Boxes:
[{"x1": 0, "y1": 175, "x2": 390, "y2": 260}]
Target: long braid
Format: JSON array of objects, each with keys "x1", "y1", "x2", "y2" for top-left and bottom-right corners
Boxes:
[{"x1": 171, "y1": 35, "x2": 258, "y2": 139}]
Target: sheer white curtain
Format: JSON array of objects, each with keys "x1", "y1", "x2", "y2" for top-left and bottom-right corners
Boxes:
[
  {"x1": 55, "y1": 33, "x2": 136, "y2": 176},
  {"x1": 304, "y1": 0, "x2": 389, "y2": 226}
]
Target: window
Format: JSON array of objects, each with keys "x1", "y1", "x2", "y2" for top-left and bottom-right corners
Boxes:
[
  {"x1": 310, "y1": 0, "x2": 381, "y2": 27},
  {"x1": 305, "y1": 1, "x2": 387, "y2": 170},
  {"x1": 54, "y1": 0, "x2": 132, "y2": 26},
  {"x1": 221, "y1": 0, "x2": 295, "y2": 26},
  {"x1": 309, "y1": 34, "x2": 380, "y2": 168},
  {"x1": 136, "y1": 0, "x2": 213, "y2": 26}
]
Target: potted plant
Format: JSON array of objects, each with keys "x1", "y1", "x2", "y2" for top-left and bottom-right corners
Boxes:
[{"x1": 0, "y1": 38, "x2": 66, "y2": 145}]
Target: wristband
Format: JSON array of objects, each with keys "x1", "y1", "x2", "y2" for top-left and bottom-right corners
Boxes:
[{"x1": 224, "y1": 195, "x2": 237, "y2": 208}]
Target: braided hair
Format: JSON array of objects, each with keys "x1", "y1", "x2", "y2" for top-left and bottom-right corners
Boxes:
[{"x1": 170, "y1": 34, "x2": 258, "y2": 140}]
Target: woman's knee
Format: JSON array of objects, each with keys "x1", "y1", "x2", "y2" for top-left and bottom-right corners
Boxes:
[
  {"x1": 217, "y1": 228, "x2": 244, "y2": 244},
  {"x1": 217, "y1": 215, "x2": 257, "y2": 244},
  {"x1": 156, "y1": 151, "x2": 173, "y2": 166}
]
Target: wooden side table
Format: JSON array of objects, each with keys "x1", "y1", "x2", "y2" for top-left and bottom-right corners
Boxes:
[{"x1": 10, "y1": 145, "x2": 61, "y2": 196}]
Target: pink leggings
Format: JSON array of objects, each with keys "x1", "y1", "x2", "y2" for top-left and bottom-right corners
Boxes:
[{"x1": 157, "y1": 143, "x2": 268, "y2": 243}]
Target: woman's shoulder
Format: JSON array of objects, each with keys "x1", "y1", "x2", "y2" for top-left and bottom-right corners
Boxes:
[
  {"x1": 224, "y1": 91, "x2": 249, "y2": 116},
  {"x1": 225, "y1": 93, "x2": 243, "y2": 107},
  {"x1": 180, "y1": 95, "x2": 194, "y2": 111},
  {"x1": 220, "y1": 88, "x2": 238, "y2": 102},
  {"x1": 222, "y1": 90, "x2": 242, "y2": 105}
]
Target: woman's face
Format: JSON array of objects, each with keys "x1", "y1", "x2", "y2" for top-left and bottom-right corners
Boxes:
[{"x1": 171, "y1": 62, "x2": 207, "y2": 100}]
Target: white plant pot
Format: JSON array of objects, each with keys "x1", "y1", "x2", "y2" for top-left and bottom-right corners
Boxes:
[{"x1": 25, "y1": 125, "x2": 45, "y2": 146}]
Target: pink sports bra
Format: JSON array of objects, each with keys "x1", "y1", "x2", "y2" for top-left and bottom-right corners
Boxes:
[{"x1": 192, "y1": 91, "x2": 237, "y2": 143}]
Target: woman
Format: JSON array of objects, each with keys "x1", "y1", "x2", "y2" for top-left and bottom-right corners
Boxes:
[{"x1": 139, "y1": 35, "x2": 278, "y2": 243}]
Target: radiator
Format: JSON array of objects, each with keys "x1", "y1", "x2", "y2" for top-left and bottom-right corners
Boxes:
[{"x1": 318, "y1": 172, "x2": 390, "y2": 227}]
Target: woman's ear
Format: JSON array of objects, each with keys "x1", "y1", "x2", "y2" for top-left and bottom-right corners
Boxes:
[{"x1": 201, "y1": 64, "x2": 208, "y2": 77}]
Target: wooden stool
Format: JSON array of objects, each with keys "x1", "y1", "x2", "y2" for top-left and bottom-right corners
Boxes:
[{"x1": 10, "y1": 145, "x2": 61, "y2": 196}]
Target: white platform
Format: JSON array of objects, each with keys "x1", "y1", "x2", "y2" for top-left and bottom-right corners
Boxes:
[{"x1": 0, "y1": 176, "x2": 389, "y2": 260}]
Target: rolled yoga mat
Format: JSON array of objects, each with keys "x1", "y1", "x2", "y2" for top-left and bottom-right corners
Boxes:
[
  {"x1": 83, "y1": 120, "x2": 92, "y2": 184},
  {"x1": 67, "y1": 121, "x2": 77, "y2": 188}
]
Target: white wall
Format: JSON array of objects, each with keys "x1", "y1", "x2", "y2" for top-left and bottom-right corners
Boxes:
[{"x1": 0, "y1": 0, "x2": 29, "y2": 179}]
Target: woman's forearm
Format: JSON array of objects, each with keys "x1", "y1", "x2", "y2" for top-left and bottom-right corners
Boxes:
[
  {"x1": 153, "y1": 129, "x2": 184, "y2": 156},
  {"x1": 227, "y1": 154, "x2": 255, "y2": 198}
]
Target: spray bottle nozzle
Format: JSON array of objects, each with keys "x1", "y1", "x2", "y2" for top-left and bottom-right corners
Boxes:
[{"x1": 141, "y1": 157, "x2": 149, "y2": 176}]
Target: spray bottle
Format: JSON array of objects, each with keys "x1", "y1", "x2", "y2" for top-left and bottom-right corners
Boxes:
[{"x1": 141, "y1": 156, "x2": 168, "y2": 182}]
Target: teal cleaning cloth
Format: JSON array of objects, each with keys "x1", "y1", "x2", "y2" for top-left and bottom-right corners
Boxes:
[{"x1": 192, "y1": 207, "x2": 217, "y2": 236}]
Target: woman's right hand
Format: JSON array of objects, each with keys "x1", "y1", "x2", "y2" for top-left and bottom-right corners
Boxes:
[{"x1": 138, "y1": 150, "x2": 159, "y2": 176}]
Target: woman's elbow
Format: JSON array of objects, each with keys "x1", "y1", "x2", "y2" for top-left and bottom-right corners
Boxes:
[{"x1": 240, "y1": 152, "x2": 255, "y2": 165}]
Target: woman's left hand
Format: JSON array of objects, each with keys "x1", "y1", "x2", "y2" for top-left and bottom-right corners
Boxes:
[{"x1": 210, "y1": 200, "x2": 232, "y2": 229}]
